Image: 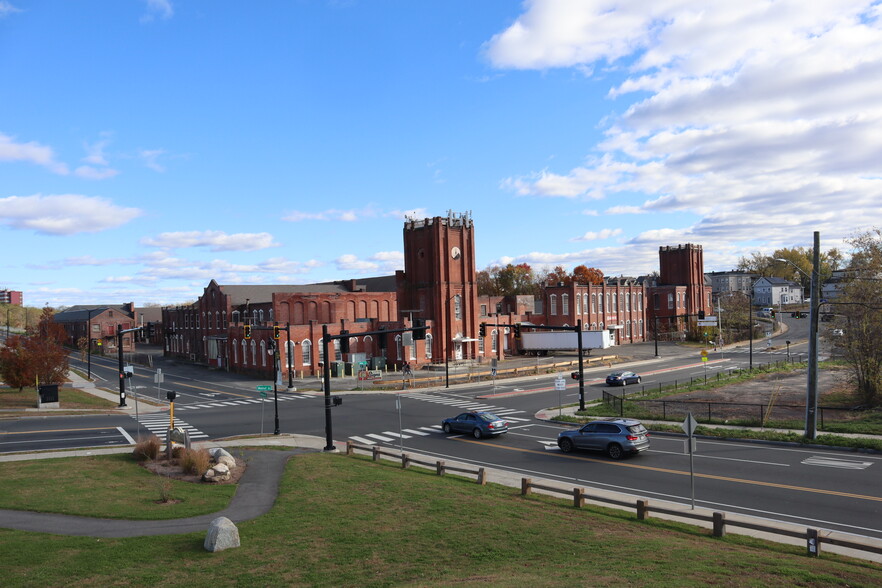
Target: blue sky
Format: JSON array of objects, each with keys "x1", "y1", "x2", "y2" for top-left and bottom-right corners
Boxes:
[{"x1": 2, "y1": 0, "x2": 881, "y2": 308}]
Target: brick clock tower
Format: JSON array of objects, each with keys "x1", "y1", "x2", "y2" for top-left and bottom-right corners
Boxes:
[{"x1": 397, "y1": 211, "x2": 477, "y2": 362}]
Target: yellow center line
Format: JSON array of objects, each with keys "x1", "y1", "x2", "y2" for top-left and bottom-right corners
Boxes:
[{"x1": 455, "y1": 438, "x2": 882, "y2": 503}]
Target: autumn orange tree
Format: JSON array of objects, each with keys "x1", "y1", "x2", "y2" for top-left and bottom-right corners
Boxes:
[
  {"x1": 572, "y1": 265, "x2": 604, "y2": 285},
  {"x1": 0, "y1": 309, "x2": 69, "y2": 391}
]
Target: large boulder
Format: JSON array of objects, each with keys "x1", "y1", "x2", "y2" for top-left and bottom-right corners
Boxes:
[
  {"x1": 204, "y1": 516, "x2": 240, "y2": 552},
  {"x1": 208, "y1": 447, "x2": 236, "y2": 467},
  {"x1": 202, "y1": 463, "x2": 230, "y2": 483}
]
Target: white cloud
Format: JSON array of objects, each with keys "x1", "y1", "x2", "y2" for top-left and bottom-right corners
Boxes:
[
  {"x1": 141, "y1": 0, "x2": 173, "y2": 23},
  {"x1": 334, "y1": 251, "x2": 404, "y2": 273},
  {"x1": 283, "y1": 205, "x2": 399, "y2": 223},
  {"x1": 0, "y1": 194, "x2": 142, "y2": 235},
  {"x1": 0, "y1": 132, "x2": 68, "y2": 174},
  {"x1": 573, "y1": 228, "x2": 622, "y2": 241},
  {"x1": 74, "y1": 165, "x2": 119, "y2": 180},
  {"x1": 139, "y1": 149, "x2": 166, "y2": 172},
  {"x1": 488, "y1": 1, "x2": 882, "y2": 252},
  {"x1": 0, "y1": 2, "x2": 21, "y2": 18},
  {"x1": 141, "y1": 231, "x2": 280, "y2": 252}
]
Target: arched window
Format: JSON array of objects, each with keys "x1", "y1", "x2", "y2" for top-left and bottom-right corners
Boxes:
[
  {"x1": 638, "y1": 319, "x2": 644, "y2": 337},
  {"x1": 301, "y1": 339, "x2": 311, "y2": 366},
  {"x1": 491, "y1": 329, "x2": 498, "y2": 352},
  {"x1": 260, "y1": 340, "x2": 267, "y2": 367},
  {"x1": 318, "y1": 340, "x2": 325, "y2": 364},
  {"x1": 394, "y1": 335, "x2": 402, "y2": 361},
  {"x1": 575, "y1": 294, "x2": 581, "y2": 315},
  {"x1": 591, "y1": 294, "x2": 596, "y2": 313},
  {"x1": 269, "y1": 309, "x2": 274, "y2": 322},
  {"x1": 251, "y1": 340, "x2": 257, "y2": 365},
  {"x1": 478, "y1": 338, "x2": 485, "y2": 354},
  {"x1": 222, "y1": 311, "x2": 227, "y2": 328},
  {"x1": 241, "y1": 340, "x2": 248, "y2": 365},
  {"x1": 639, "y1": 292, "x2": 644, "y2": 311},
  {"x1": 583, "y1": 293, "x2": 588, "y2": 314},
  {"x1": 626, "y1": 320, "x2": 632, "y2": 337},
  {"x1": 626, "y1": 294, "x2": 630, "y2": 312},
  {"x1": 562, "y1": 294, "x2": 569, "y2": 315},
  {"x1": 258, "y1": 309, "x2": 265, "y2": 324},
  {"x1": 549, "y1": 295, "x2": 557, "y2": 315},
  {"x1": 454, "y1": 295, "x2": 462, "y2": 320},
  {"x1": 215, "y1": 311, "x2": 221, "y2": 329},
  {"x1": 232, "y1": 310, "x2": 240, "y2": 324},
  {"x1": 232, "y1": 339, "x2": 238, "y2": 364},
  {"x1": 425, "y1": 333, "x2": 433, "y2": 359},
  {"x1": 613, "y1": 294, "x2": 618, "y2": 313},
  {"x1": 668, "y1": 293, "x2": 674, "y2": 309},
  {"x1": 252, "y1": 310, "x2": 258, "y2": 324}
]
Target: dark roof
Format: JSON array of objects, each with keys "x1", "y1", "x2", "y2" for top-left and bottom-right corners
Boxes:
[
  {"x1": 218, "y1": 276, "x2": 397, "y2": 305},
  {"x1": 53, "y1": 305, "x2": 132, "y2": 323}
]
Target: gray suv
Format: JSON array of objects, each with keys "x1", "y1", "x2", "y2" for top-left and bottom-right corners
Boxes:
[{"x1": 557, "y1": 418, "x2": 650, "y2": 459}]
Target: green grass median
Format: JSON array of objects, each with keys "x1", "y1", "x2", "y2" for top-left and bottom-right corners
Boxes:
[{"x1": 0, "y1": 451, "x2": 880, "y2": 586}]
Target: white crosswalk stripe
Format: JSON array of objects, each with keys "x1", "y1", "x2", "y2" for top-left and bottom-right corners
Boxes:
[
  {"x1": 402, "y1": 428, "x2": 430, "y2": 436},
  {"x1": 365, "y1": 433, "x2": 395, "y2": 442},
  {"x1": 131, "y1": 415, "x2": 209, "y2": 439},
  {"x1": 175, "y1": 394, "x2": 310, "y2": 411},
  {"x1": 382, "y1": 431, "x2": 412, "y2": 439}
]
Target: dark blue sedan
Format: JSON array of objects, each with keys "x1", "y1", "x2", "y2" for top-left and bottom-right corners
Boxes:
[
  {"x1": 441, "y1": 411, "x2": 509, "y2": 439},
  {"x1": 605, "y1": 371, "x2": 641, "y2": 386}
]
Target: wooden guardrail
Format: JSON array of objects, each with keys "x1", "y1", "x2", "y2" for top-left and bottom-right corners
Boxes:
[
  {"x1": 346, "y1": 442, "x2": 486, "y2": 484},
  {"x1": 519, "y1": 478, "x2": 882, "y2": 559},
  {"x1": 345, "y1": 441, "x2": 881, "y2": 560}
]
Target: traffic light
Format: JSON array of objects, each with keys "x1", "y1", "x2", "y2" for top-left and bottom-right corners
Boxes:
[
  {"x1": 413, "y1": 318, "x2": 426, "y2": 340},
  {"x1": 479, "y1": 323, "x2": 486, "y2": 337},
  {"x1": 273, "y1": 324, "x2": 281, "y2": 339},
  {"x1": 340, "y1": 330, "x2": 350, "y2": 353},
  {"x1": 243, "y1": 325, "x2": 252, "y2": 340},
  {"x1": 698, "y1": 310, "x2": 705, "y2": 320},
  {"x1": 146, "y1": 322, "x2": 155, "y2": 337},
  {"x1": 513, "y1": 323, "x2": 521, "y2": 339}
]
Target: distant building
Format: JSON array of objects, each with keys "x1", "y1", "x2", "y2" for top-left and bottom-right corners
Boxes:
[
  {"x1": 706, "y1": 270, "x2": 759, "y2": 299},
  {"x1": 647, "y1": 244, "x2": 713, "y2": 335},
  {"x1": 0, "y1": 290, "x2": 23, "y2": 306},
  {"x1": 53, "y1": 303, "x2": 138, "y2": 353},
  {"x1": 753, "y1": 277, "x2": 804, "y2": 307}
]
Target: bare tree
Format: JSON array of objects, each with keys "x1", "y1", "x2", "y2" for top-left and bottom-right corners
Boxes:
[{"x1": 837, "y1": 228, "x2": 882, "y2": 407}]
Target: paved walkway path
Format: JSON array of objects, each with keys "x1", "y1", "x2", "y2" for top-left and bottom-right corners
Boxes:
[{"x1": 0, "y1": 441, "x2": 319, "y2": 537}]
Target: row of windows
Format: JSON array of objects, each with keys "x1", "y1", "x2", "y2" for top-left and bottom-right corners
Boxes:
[
  {"x1": 164, "y1": 333, "x2": 437, "y2": 366},
  {"x1": 176, "y1": 309, "x2": 278, "y2": 330},
  {"x1": 549, "y1": 292, "x2": 644, "y2": 316}
]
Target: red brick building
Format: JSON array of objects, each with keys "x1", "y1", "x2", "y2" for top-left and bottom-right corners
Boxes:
[
  {"x1": 0, "y1": 290, "x2": 23, "y2": 305},
  {"x1": 161, "y1": 213, "x2": 711, "y2": 378},
  {"x1": 646, "y1": 244, "x2": 713, "y2": 336},
  {"x1": 53, "y1": 304, "x2": 138, "y2": 353}
]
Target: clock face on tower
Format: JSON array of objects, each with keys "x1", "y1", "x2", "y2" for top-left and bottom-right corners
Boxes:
[{"x1": 451, "y1": 246, "x2": 461, "y2": 260}]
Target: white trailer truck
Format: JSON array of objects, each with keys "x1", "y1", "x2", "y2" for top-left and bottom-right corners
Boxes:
[{"x1": 517, "y1": 330, "x2": 611, "y2": 356}]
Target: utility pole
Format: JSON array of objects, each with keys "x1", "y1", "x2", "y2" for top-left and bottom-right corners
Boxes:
[
  {"x1": 806, "y1": 231, "x2": 821, "y2": 439},
  {"x1": 117, "y1": 324, "x2": 127, "y2": 407}
]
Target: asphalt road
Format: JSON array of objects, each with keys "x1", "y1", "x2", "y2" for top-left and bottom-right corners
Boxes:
[{"x1": 5, "y1": 315, "x2": 877, "y2": 540}]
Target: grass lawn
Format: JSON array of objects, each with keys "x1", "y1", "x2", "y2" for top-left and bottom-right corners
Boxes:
[
  {"x1": 0, "y1": 453, "x2": 236, "y2": 519},
  {"x1": 0, "y1": 452, "x2": 880, "y2": 587},
  {"x1": 0, "y1": 386, "x2": 117, "y2": 410}
]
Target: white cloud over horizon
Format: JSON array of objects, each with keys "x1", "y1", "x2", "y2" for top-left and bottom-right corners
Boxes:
[
  {"x1": 141, "y1": 231, "x2": 281, "y2": 252},
  {"x1": 0, "y1": 194, "x2": 142, "y2": 235},
  {"x1": 489, "y1": 0, "x2": 882, "y2": 260}
]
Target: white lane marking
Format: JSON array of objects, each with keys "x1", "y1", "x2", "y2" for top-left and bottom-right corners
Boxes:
[
  {"x1": 117, "y1": 427, "x2": 135, "y2": 444},
  {"x1": 349, "y1": 436, "x2": 375, "y2": 445},
  {"x1": 365, "y1": 433, "x2": 395, "y2": 442},
  {"x1": 649, "y1": 449, "x2": 790, "y2": 467},
  {"x1": 802, "y1": 456, "x2": 873, "y2": 470},
  {"x1": 402, "y1": 429, "x2": 430, "y2": 436},
  {"x1": 383, "y1": 431, "x2": 412, "y2": 439}
]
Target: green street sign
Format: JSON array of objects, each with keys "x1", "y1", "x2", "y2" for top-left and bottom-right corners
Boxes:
[
  {"x1": 259, "y1": 391, "x2": 268, "y2": 398},
  {"x1": 256, "y1": 385, "x2": 272, "y2": 391}
]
